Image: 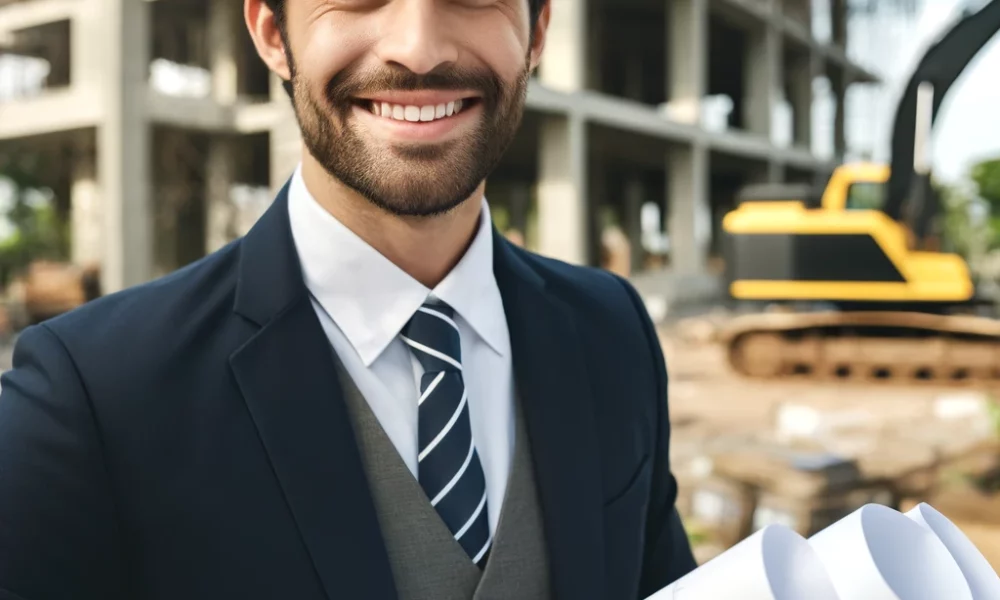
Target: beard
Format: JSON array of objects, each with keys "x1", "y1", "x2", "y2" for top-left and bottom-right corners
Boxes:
[{"x1": 286, "y1": 53, "x2": 531, "y2": 218}]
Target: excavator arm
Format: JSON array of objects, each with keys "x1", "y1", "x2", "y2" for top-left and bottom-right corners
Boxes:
[{"x1": 884, "y1": 0, "x2": 1000, "y2": 238}]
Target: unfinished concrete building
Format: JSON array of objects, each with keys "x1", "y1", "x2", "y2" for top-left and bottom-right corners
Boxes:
[{"x1": 0, "y1": 0, "x2": 876, "y2": 299}]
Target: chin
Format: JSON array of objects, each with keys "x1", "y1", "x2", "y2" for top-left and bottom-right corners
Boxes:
[{"x1": 357, "y1": 178, "x2": 480, "y2": 218}]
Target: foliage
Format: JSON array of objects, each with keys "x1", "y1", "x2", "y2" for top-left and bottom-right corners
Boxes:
[
  {"x1": 972, "y1": 158, "x2": 1000, "y2": 215},
  {"x1": 939, "y1": 180, "x2": 991, "y2": 258},
  {"x1": 0, "y1": 159, "x2": 70, "y2": 286}
]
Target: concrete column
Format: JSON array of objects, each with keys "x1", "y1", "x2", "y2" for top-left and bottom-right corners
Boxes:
[
  {"x1": 537, "y1": 114, "x2": 588, "y2": 264},
  {"x1": 833, "y1": 70, "x2": 848, "y2": 161},
  {"x1": 788, "y1": 51, "x2": 818, "y2": 149},
  {"x1": 71, "y1": 138, "x2": 103, "y2": 267},
  {"x1": 99, "y1": 0, "x2": 153, "y2": 292},
  {"x1": 623, "y1": 173, "x2": 645, "y2": 273},
  {"x1": 71, "y1": 0, "x2": 104, "y2": 88},
  {"x1": 831, "y1": 0, "x2": 847, "y2": 47},
  {"x1": 668, "y1": 143, "x2": 710, "y2": 274},
  {"x1": 539, "y1": 0, "x2": 587, "y2": 92},
  {"x1": 534, "y1": 0, "x2": 589, "y2": 264},
  {"x1": 205, "y1": 137, "x2": 236, "y2": 254},
  {"x1": 209, "y1": 0, "x2": 239, "y2": 104},
  {"x1": 666, "y1": 0, "x2": 708, "y2": 125},
  {"x1": 745, "y1": 22, "x2": 782, "y2": 139}
]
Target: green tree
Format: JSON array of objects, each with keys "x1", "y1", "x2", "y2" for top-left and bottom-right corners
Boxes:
[
  {"x1": 972, "y1": 157, "x2": 1000, "y2": 214},
  {"x1": 0, "y1": 157, "x2": 69, "y2": 286},
  {"x1": 940, "y1": 181, "x2": 991, "y2": 258}
]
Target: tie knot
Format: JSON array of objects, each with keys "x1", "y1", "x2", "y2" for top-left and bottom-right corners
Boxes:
[{"x1": 401, "y1": 301, "x2": 462, "y2": 372}]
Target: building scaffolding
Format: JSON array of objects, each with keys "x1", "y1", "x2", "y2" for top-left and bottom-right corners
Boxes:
[{"x1": 0, "y1": 0, "x2": 877, "y2": 297}]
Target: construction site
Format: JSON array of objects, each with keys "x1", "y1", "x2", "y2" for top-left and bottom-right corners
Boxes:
[{"x1": 3, "y1": 0, "x2": 1000, "y2": 570}]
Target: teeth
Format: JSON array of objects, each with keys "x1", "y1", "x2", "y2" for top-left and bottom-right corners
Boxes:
[{"x1": 368, "y1": 100, "x2": 470, "y2": 122}]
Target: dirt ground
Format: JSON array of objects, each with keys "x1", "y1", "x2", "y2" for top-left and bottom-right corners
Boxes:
[{"x1": 660, "y1": 320, "x2": 1000, "y2": 571}]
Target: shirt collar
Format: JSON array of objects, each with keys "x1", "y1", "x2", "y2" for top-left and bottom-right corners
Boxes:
[{"x1": 287, "y1": 165, "x2": 508, "y2": 366}]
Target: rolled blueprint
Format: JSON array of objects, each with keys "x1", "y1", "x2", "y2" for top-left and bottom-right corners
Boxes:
[
  {"x1": 809, "y1": 503, "x2": 973, "y2": 600},
  {"x1": 905, "y1": 502, "x2": 1000, "y2": 600},
  {"x1": 647, "y1": 524, "x2": 839, "y2": 600}
]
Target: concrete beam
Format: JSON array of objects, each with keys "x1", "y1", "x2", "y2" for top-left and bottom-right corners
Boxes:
[
  {"x1": 525, "y1": 81, "x2": 831, "y2": 172},
  {"x1": 145, "y1": 91, "x2": 280, "y2": 133},
  {"x1": 0, "y1": 87, "x2": 102, "y2": 140},
  {"x1": 233, "y1": 102, "x2": 283, "y2": 133},
  {"x1": 705, "y1": 126, "x2": 826, "y2": 169},
  {"x1": 146, "y1": 91, "x2": 232, "y2": 130},
  {"x1": 0, "y1": 0, "x2": 81, "y2": 34},
  {"x1": 715, "y1": 0, "x2": 772, "y2": 24}
]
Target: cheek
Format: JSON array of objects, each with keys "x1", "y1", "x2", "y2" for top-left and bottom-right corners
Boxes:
[
  {"x1": 461, "y1": 21, "x2": 529, "y2": 82},
  {"x1": 296, "y1": 17, "x2": 370, "y2": 85}
]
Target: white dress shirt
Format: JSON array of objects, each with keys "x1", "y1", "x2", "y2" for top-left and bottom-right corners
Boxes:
[{"x1": 287, "y1": 166, "x2": 515, "y2": 534}]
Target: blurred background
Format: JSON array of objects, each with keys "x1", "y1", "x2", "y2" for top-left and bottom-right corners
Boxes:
[{"x1": 1, "y1": 0, "x2": 1000, "y2": 568}]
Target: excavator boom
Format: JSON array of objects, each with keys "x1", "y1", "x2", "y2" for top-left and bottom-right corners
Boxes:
[{"x1": 884, "y1": 0, "x2": 1000, "y2": 234}]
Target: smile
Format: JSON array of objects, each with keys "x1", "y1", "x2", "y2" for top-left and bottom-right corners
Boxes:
[
  {"x1": 367, "y1": 99, "x2": 475, "y2": 123},
  {"x1": 351, "y1": 92, "x2": 482, "y2": 143}
]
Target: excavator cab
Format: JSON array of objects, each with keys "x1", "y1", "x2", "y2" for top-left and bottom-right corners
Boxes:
[{"x1": 723, "y1": 162, "x2": 975, "y2": 307}]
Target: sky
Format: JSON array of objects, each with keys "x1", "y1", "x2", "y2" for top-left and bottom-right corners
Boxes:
[{"x1": 847, "y1": 0, "x2": 1000, "y2": 183}]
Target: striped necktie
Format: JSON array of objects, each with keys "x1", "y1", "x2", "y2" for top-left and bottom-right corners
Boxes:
[{"x1": 400, "y1": 300, "x2": 492, "y2": 567}]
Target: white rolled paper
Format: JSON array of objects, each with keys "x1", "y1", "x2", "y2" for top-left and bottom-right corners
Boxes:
[
  {"x1": 809, "y1": 503, "x2": 973, "y2": 600},
  {"x1": 905, "y1": 502, "x2": 1000, "y2": 600},
  {"x1": 648, "y1": 524, "x2": 839, "y2": 600}
]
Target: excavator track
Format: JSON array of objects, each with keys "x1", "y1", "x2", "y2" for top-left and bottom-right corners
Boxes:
[{"x1": 721, "y1": 310, "x2": 1000, "y2": 386}]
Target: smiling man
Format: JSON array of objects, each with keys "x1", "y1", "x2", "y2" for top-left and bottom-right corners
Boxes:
[{"x1": 0, "y1": 1, "x2": 696, "y2": 599}]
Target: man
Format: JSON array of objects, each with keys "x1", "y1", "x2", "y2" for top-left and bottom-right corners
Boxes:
[{"x1": 0, "y1": 0, "x2": 697, "y2": 598}]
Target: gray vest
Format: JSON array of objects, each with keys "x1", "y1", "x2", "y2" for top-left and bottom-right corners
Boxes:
[{"x1": 336, "y1": 361, "x2": 552, "y2": 600}]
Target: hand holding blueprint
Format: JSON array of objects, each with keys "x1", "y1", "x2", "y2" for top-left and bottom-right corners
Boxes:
[{"x1": 646, "y1": 503, "x2": 1000, "y2": 600}]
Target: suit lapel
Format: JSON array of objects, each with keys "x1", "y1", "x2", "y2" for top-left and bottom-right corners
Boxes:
[
  {"x1": 229, "y1": 185, "x2": 397, "y2": 600},
  {"x1": 493, "y1": 231, "x2": 606, "y2": 600}
]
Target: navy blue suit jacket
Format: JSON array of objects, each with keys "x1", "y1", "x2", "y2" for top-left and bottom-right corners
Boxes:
[{"x1": 0, "y1": 184, "x2": 696, "y2": 600}]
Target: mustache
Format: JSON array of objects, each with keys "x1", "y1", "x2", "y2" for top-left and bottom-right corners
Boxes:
[{"x1": 324, "y1": 64, "x2": 505, "y2": 108}]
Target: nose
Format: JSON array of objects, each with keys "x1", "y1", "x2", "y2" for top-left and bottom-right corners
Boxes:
[{"x1": 374, "y1": 0, "x2": 460, "y2": 75}]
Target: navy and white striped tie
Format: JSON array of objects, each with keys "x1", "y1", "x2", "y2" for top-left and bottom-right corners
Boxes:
[{"x1": 401, "y1": 300, "x2": 492, "y2": 567}]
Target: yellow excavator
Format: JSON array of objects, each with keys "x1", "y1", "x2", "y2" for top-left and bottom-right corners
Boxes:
[{"x1": 720, "y1": 0, "x2": 1000, "y2": 385}]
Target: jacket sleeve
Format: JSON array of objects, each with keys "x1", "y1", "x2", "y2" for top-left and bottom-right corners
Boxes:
[
  {"x1": 0, "y1": 325, "x2": 126, "y2": 600},
  {"x1": 615, "y1": 277, "x2": 698, "y2": 597}
]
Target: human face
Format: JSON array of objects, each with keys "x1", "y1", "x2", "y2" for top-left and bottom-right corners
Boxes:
[{"x1": 254, "y1": 0, "x2": 547, "y2": 218}]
